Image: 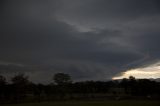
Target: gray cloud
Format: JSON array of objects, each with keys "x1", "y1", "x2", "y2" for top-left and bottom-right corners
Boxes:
[{"x1": 0, "y1": 0, "x2": 160, "y2": 83}]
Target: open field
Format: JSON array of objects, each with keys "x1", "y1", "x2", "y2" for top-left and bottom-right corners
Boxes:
[{"x1": 1, "y1": 101, "x2": 160, "y2": 106}]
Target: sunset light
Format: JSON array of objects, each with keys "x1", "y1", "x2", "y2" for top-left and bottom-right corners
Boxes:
[{"x1": 112, "y1": 62, "x2": 160, "y2": 80}]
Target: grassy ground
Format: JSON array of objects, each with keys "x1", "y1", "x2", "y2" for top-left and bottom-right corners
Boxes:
[{"x1": 1, "y1": 100, "x2": 160, "y2": 106}]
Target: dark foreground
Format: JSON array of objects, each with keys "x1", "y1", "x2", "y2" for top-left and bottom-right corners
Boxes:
[{"x1": 1, "y1": 100, "x2": 160, "y2": 106}]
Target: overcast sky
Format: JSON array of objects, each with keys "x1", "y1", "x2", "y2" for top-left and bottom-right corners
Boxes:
[{"x1": 0, "y1": 0, "x2": 160, "y2": 83}]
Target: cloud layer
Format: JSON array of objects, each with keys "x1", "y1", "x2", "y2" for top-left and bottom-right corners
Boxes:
[{"x1": 0, "y1": 0, "x2": 160, "y2": 83}]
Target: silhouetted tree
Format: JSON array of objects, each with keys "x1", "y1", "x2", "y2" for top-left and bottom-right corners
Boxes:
[
  {"x1": 120, "y1": 78, "x2": 129, "y2": 94},
  {"x1": 53, "y1": 73, "x2": 72, "y2": 99},
  {"x1": 127, "y1": 76, "x2": 136, "y2": 95},
  {"x1": 11, "y1": 73, "x2": 30, "y2": 102},
  {"x1": 53, "y1": 73, "x2": 72, "y2": 85},
  {"x1": 0, "y1": 75, "x2": 6, "y2": 85},
  {"x1": 129, "y1": 76, "x2": 136, "y2": 81},
  {"x1": 0, "y1": 75, "x2": 6, "y2": 102},
  {"x1": 11, "y1": 74, "x2": 29, "y2": 85},
  {"x1": 1, "y1": 73, "x2": 160, "y2": 104}
]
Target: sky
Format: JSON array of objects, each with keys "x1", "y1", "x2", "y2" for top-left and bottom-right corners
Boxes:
[{"x1": 0, "y1": 0, "x2": 160, "y2": 83}]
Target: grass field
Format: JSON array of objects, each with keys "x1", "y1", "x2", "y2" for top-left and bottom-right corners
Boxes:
[{"x1": 1, "y1": 101, "x2": 160, "y2": 106}]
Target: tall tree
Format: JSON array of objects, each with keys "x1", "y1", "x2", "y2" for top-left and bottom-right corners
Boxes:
[
  {"x1": 11, "y1": 73, "x2": 30, "y2": 102},
  {"x1": 11, "y1": 73, "x2": 29, "y2": 85},
  {"x1": 0, "y1": 75, "x2": 6, "y2": 102},
  {"x1": 53, "y1": 73, "x2": 72, "y2": 85},
  {"x1": 0, "y1": 75, "x2": 6, "y2": 85},
  {"x1": 53, "y1": 73, "x2": 72, "y2": 99}
]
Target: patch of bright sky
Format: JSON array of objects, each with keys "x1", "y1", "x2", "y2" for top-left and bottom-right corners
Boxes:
[{"x1": 112, "y1": 62, "x2": 160, "y2": 80}]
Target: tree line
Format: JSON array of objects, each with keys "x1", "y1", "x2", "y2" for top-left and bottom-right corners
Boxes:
[{"x1": 0, "y1": 73, "x2": 160, "y2": 104}]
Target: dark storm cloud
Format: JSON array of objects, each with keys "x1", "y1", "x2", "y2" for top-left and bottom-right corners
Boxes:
[
  {"x1": 0, "y1": 0, "x2": 160, "y2": 83},
  {"x1": 0, "y1": 63, "x2": 33, "y2": 74},
  {"x1": 56, "y1": 0, "x2": 160, "y2": 25}
]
